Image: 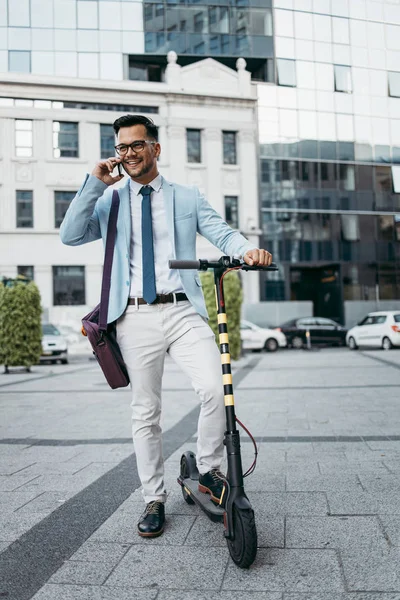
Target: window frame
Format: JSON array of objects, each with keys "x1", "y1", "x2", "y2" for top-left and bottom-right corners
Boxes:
[
  {"x1": 17, "y1": 265, "x2": 34, "y2": 281},
  {"x1": 16, "y1": 190, "x2": 34, "y2": 229},
  {"x1": 334, "y1": 64, "x2": 352, "y2": 94},
  {"x1": 52, "y1": 266, "x2": 86, "y2": 306},
  {"x1": 276, "y1": 58, "x2": 296, "y2": 88},
  {"x1": 222, "y1": 131, "x2": 237, "y2": 165},
  {"x1": 224, "y1": 195, "x2": 239, "y2": 229},
  {"x1": 53, "y1": 121, "x2": 79, "y2": 158},
  {"x1": 54, "y1": 191, "x2": 76, "y2": 229},
  {"x1": 186, "y1": 128, "x2": 202, "y2": 163},
  {"x1": 100, "y1": 124, "x2": 116, "y2": 159},
  {"x1": 15, "y1": 119, "x2": 33, "y2": 158}
]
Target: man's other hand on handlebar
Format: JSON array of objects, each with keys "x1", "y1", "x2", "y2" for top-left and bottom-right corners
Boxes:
[{"x1": 243, "y1": 248, "x2": 273, "y2": 267}]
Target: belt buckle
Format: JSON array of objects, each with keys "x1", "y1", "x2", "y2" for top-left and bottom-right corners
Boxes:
[{"x1": 172, "y1": 292, "x2": 177, "y2": 305}]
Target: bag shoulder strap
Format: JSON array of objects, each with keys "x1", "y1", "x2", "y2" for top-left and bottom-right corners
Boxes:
[{"x1": 99, "y1": 190, "x2": 120, "y2": 331}]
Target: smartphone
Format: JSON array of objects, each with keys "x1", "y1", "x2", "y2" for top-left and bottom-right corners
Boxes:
[{"x1": 117, "y1": 163, "x2": 123, "y2": 176}]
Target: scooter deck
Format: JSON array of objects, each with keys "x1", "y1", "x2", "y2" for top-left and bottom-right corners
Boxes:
[{"x1": 178, "y1": 477, "x2": 225, "y2": 522}]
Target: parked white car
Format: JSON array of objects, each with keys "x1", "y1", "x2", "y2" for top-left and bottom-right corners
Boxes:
[
  {"x1": 346, "y1": 311, "x2": 400, "y2": 350},
  {"x1": 40, "y1": 323, "x2": 69, "y2": 364},
  {"x1": 240, "y1": 320, "x2": 287, "y2": 352}
]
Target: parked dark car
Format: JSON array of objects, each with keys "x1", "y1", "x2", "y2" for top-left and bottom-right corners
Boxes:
[{"x1": 276, "y1": 317, "x2": 347, "y2": 348}]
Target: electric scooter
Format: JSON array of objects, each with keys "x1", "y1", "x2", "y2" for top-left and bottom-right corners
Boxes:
[{"x1": 169, "y1": 256, "x2": 278, "y2": 569}]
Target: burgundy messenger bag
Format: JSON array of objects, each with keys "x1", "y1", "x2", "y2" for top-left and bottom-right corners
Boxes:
[{"x1": 81, "y1": 190, "x2": 130, "y2": 389}]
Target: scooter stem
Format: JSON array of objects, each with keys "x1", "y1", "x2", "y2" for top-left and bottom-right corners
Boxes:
[{"x1": 214, "y1": 267, "x2": 244, "y2": 491}]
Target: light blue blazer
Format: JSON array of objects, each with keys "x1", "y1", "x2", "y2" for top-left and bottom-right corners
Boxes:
[{"x1": 60, "y1": 174, "x2": 256, "y2": 323}]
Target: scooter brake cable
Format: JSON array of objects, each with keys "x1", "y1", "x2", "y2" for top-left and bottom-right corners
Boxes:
[{"x1": 236, "y1": 416, "x2": 259, "y2": 477}]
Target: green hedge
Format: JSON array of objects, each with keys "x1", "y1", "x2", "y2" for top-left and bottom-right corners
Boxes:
[
  {"x1": 0, "y1": 279, "x2": 42, "y2": 369},
  {"x1": 200, "y1": 270, "x2": 242, "y2": 360}
]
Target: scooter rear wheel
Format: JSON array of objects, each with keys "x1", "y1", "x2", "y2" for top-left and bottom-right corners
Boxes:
[
  {"x1": 180, "y1": 454, "x2": 195, "y2": 505},
  {"x1": 227, "y1": 506, "x2": 257, "y2": 568}
]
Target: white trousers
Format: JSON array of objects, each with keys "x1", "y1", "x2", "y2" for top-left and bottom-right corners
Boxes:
[{"x1": 116, "y1": 300, "x2": 225, "y2": 503}]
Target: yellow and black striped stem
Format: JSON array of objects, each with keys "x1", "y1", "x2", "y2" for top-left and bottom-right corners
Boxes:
[{"x1": 214, "y1": 275, "x2": 237, "y2": 433}]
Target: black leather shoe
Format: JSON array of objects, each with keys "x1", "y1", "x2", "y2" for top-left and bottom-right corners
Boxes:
[
  {"x1": 137, "y1": 501, "x2": 165, "y2": 538},
  {"x1": 198, "y1": 469, "x2": 226, "y2": 505}
]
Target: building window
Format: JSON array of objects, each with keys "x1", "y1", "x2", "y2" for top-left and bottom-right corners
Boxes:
[
  {"x1": 223, "y1": 131, "x2": 237, "y2": 165},
  {"x1": 187, "y1": 129, "x2": 201, "y2": 163},
  {"x1": 128, "y1": 59, "x2": 163, "y2": 82},
  {"x1": 389, "y1": 72, "x2": 400, "y2": 98},
  {"x1": 54, "y1": 191, "x2": 75, "y2": 228},
  {"x1": 53, "y1": 266, "x2": 85, "y2": 306},
  {"x1": 225, "y1": 195, "x2": 239, "y2": 229},
  {"x1": 16, "y1": 191, "x2": 33, "y2": 228},
  {"x1": 53, "y1": 122, "x2": 79, "y2": 158},
  {"x1": 277, "y1": 59, "x2": 296, "y2": 87},
  {"x1": 15, "y1": 120, "x2": 33, "y2": 157},
  {"x1": 9, "y1": 51, "x2": 31, "y2": 73},
  {"x1": 17, "y1": 266, "x2": 34, "y2": 281},
  {"x1": 100, "y1": 124, "x2": 115, "y2": 159},
  {"x1": 334, "y1": 65, "x2": 352, "y2": 93},
  {"x1": 252, "y1": 59, "x2": 275, "y2": 83}
]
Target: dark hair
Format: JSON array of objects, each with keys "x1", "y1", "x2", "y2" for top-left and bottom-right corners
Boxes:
[{"x1": 113, "y1": 114, "x2": 158, "y2": 140}]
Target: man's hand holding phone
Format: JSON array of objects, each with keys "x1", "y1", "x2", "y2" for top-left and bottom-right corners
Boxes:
[{"x1": 92, "y1": 157, "x2": 124, "y2": 186}]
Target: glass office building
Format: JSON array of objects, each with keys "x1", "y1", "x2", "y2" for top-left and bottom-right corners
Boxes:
[
  {"x1": 0, "y1": 0, "x2": 274, "y2": 82},
  {"x1": 257, "y1": 0, "x2": 400, "y2": 323}
]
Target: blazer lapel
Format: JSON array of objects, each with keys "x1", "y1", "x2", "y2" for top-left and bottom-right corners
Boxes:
[
  {"x1": 162, "y1": 177, "x2": 176, "y2": 256},
  {"x1": 118, "y1": 178, "x2": 131, "y2": 251}
]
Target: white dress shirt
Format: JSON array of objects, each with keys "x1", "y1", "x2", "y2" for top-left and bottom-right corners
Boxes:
[{"x1": 129, "y1": 173, "x2": 184, "y2": 297}]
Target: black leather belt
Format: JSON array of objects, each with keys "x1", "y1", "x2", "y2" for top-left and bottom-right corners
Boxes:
[{"x1": 128, "y1": 293, "x2": 188, "y2": 306}]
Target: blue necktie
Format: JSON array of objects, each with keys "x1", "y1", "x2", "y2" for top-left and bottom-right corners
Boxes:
[{"x1": 140, "y1": 185, "x2": 157, "y2": 304}]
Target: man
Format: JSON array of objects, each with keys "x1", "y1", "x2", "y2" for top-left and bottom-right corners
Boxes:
[{"x1": 60, "y1": 115, "x2": 272, "y2": 538}]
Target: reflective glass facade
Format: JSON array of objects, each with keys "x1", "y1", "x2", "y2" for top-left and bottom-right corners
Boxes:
[
  {"x1": 258, "y1": 1, "x2": 400, "y2": 320},
  {"x1": 0, "y1": 0, "x2": 274, "y2": 81}
]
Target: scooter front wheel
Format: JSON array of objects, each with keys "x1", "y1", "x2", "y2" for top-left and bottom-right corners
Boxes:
[{"x1": 227, "y1": 506, "x2": 257, "y2": 568}]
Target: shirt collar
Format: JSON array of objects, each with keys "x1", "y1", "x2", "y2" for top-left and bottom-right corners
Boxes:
[{"x1": 129, "y1": 173, "x2": 162, "y2": 196}]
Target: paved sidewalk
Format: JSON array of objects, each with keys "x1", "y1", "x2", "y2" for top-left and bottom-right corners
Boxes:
[{"x1": 1, "y1": 348, "x2": 400, "y2": 599}]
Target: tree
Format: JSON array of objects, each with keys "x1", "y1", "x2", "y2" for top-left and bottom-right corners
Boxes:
[
  {"x1": 200, "y1": 270, "x2": 242, "y2": 360},
  {"x1": 0, "y1": 278, "x2": 42, "y2": 373}
]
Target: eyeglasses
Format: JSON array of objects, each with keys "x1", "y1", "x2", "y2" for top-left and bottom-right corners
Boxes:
[{"x1": 114, "y1": 140, "x2": 156, "y2": 156}]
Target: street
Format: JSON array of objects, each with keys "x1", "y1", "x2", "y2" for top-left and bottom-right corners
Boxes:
[{"x1": 1, "y1": 347, "x2": 400, "y2": 599}]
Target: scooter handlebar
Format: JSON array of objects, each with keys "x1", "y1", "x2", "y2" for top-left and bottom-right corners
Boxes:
[
  {"x1": 169, "y1": 259, "x2": 201, "y2": 270},
  {"x1": 169, "y1": 258, "x2": 278, "y2": 271}
]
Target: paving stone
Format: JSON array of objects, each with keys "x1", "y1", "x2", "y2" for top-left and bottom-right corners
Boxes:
[
  {"x1": 340, "y1": 547, "x2": 400, "y2": 591},
  {"x1": 0, "y1": 541, "x2": 11, "y2": 552},
  {"x1": 286, "y1": 474, "x2": 362, "y2": 492},
  {"x1": 248, "y1": 492, "x2": 329, "y2": 516},
  {"x1": 0, "y1": 511, "x2": 50, "y2": 541},
  {"x1": 18, "y1": 447, "x2": 84, "y2": 462},
  {"x1": 380, "y1": 515, "x2": 400, "y2": 546},
  {"x1": 31, "y1": 584, "x2": 158, "y2": 599},
  {"x1": 285, "y1": 594, "x2": 400, "y2": 600},
  {"x1": 14, "y1": 490, "x2": 77, "y2": 513},
  {"x1": 69, "y1": 541, "x2": 131, "y2": 565},
  {"x1": 0, "y1": 490, "x2": 43, "y2": 511},
  {"x1": 357, "y1": 472, "x2": 400, "y2": 492},
  {"x1": 244, "y1": 474, "x2": 286, "y2": 492},
  {"x1": 15, "y1": 461, "x2": 97, "y2": 476},
  {"x1": 0, "y1": 458, "x2": 37, "y2": 475},
  {"x1": 318, "y1": 461, "x2": 389, "y2": 475},
  {"x1": 158, "y1": 593, "x2": 282, "y2": 599},
  {"x1": 90, "y1": 510, "x2": 196, "y2": 545},
  {"x1": 17, "y1": 473, "x2": 107, "y2": 493},
  {"x1": 222, "y1": 548, "x2": 345, "y2": 592},
  {"x1": 48, "y1": 560, "x2": 115, "y2": 585},
  {"x1": 286, "y1": 516, "x2": 389, "y2": 550},
  {"x1": 105, "y1": 545, "x2": 229, "y2": 589},
  {"x1": 0, "y1": 473, "x2": 41, "y2": 491},
  {"x1": 327, "y1": 490, "x2": 400, "y2": 515}
]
